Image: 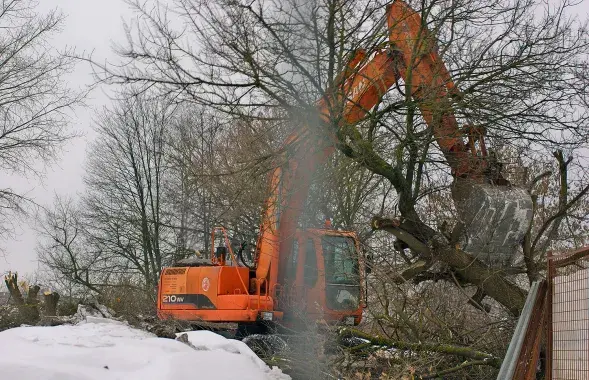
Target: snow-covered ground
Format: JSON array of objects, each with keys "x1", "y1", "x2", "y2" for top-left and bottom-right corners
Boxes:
[{"x1": 0, "y1": 316, "x2": 290, "y2": 380}]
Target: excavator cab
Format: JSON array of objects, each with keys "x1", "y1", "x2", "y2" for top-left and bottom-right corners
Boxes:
[{"x1": 281, "y1": 228, "x2": 363, "y2": 326}]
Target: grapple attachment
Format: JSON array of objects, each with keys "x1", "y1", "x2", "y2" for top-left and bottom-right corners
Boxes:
[{"x1": 451, "y1": 179, "x2": 533, "y2": 267}]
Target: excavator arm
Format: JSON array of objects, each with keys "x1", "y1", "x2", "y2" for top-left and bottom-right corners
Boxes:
[{"x1": 255, "y1": 0, "x2": 533, "y2": 289}]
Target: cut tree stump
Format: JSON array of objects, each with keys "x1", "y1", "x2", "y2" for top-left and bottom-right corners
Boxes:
[
  {"x1": 43, "y1": 291, "x2": 60, "y2": 316},
  {"x1": 4, "y1": 272, "x2": 40, "y2": 323},
  {"x1": 4, "y1": 272, "x2": 24, "y2": 306}
]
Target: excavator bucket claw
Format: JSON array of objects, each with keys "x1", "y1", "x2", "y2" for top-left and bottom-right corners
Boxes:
[{"x1": 451, "y1": 179, "x2": 533, "y2": 267}]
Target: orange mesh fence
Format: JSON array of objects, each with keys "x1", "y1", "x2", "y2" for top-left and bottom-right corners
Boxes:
[{"x1": 547, "y1": 248, "x2": 589, "y2": 379}]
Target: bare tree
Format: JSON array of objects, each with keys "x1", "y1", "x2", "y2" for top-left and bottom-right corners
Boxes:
[
  {"x1": 39, "y1": 93, "x2": 179, "y2": 293},
  {"x1": 36, "y1": 196, "x2": 102, "y2": 294},
  {"x1": 0, "y1": 0, "x2": 84, "y2": 241},
  {"x1": 163, "y1": 106, "x2": 223, "y2": 259},
  {"x1": 82, "y1": 92, "x2": 178, "y2": 289},
  {"x1": 38, "y1": 95, "x2": 278, "y2": 295}
]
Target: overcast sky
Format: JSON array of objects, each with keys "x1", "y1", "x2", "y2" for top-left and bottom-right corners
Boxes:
[{"x1": 0, "y1": 0, "x2": 134, "y2": 278}]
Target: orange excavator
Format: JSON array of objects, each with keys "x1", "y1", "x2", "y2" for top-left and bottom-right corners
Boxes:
[{"x1": 157, "y1": 0, "x2": 532, "y2": 331}]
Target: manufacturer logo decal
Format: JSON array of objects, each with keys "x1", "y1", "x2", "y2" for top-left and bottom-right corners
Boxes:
[
  {"x1": 202, "y1": 277, "x2": 210, "y2": 292},
  {"x1": 349, "y1": 78, "x2": 367, "y2": 101}
]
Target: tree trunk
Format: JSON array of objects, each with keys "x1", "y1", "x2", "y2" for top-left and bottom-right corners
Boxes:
[
  {"x1": 4, "y1": 273, "x2": 24, "y2": 306},
  {"x1": 43, "y1": 292, "x2": 60, "y2": 316},
  {"x1": 4, "y1": 273, "x2": 40, "y2": 323},
  {"x1": 372, "y1": 217, "x2": 527, "y2": 315}
]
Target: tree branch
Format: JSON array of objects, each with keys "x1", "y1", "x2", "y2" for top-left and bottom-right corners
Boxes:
[
  {"x1": 420, "y1": 359, "x2": 496, "y2": 379},
  {"x1": 372, "y1": 216, "x2": 527, "y2": 314},
  {"x1": 339, "y1": 327, "x2": 502, "y2": 368}
]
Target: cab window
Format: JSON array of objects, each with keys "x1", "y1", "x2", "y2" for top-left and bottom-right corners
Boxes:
[
  {"x1": 287, "y1": 239, "x2": 299, "y2": 281},
  {"x1": 304, "y1": 238, "x2": 317, "y2": 286},
  {"x1": 322, "y1": 235, "x2": 360, "y2": 310}
]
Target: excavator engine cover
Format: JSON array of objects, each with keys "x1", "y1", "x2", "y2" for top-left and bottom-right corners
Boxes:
[{"x1": 452, "y1": 179, "x2": 533, "y2": 267}]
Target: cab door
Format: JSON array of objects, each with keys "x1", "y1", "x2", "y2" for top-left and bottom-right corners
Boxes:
[
  {"x1": 284, "y1": 232, "x2": 325, "y2": 321},
  {"x1": 284, "y1": 236, "x2": 303, "y2": 312},
  {"x1": 300, "y1": 235, "x2": 323, "y2": 319}
]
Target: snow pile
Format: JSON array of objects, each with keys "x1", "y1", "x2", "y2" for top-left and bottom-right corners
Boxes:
[
  {"x1": 176, "y1": 330, "x2": 286, "y2": 377},
  {"x1": 0, "y1": 317, "x2": 290, "y2": 380}
]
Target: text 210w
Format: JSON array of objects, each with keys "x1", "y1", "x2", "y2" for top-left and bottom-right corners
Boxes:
[{"x1": 162, "y1": 295, "x2": 185, "y2": 303}]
